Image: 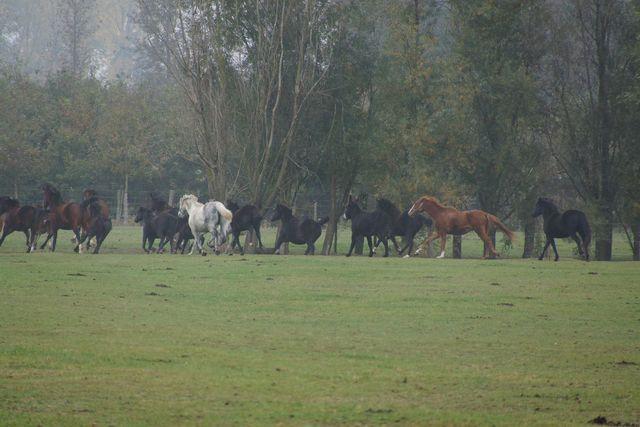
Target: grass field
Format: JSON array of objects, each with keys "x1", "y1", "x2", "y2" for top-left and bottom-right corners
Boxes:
[{"x1": 1, "y1": 226, "x2": 639, "y2": 425}]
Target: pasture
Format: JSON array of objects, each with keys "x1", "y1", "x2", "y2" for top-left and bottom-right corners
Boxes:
[{"x1": 1, "y1": 227, "x2": 639, "y2": 425}]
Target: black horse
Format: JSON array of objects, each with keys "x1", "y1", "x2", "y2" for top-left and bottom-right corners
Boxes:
[
  {"x1": 74, "y1": 199, "x2": 112, "y2": 254},
  {"x1": 0, "y1": 197, "x2": 47, "y2": 252},
  {"x1": 533, "y1": 197, "x2": 591, "y2": 261},
  {"x1": 174, "y1": 214, "x2": 195, "y2": 254},
  {"x1": 227, "y1": 201, "x2": 264, "y2": 255},
  {"x1": 134, "y1": 207, "x2": 180, "y2": 253},
  {"x1": 271, "y1": 204, "x2": 328, "y2": 255},
  {"x1": 374, "y1": 198, "x2": 432, "y2": 257},
  {"x1": 343, "y1": 195, "x2": 393, "y2": 257}
]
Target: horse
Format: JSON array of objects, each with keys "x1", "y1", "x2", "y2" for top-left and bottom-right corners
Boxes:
[
  {"x1": 134, "y1": 207, "x2": 180, "y2": 253},
  {"x1": 39, "y1": 183, "x2": 83, "y2": 252},
  {"x1": 532, "y1": 197, "x2": 591, "y2": 261},
  {"x1": 227, "y1": 201, "x2": 264, "y2": 255},
  {"x1": 174, "y1": 213, "x2": 196, "y2": 254},
  {"x1": 271, "y1": 204, "x2": 328, "y2": 255},
  {"x1": 373, "y1": 198, "x2": 432, "y2": 257},
  {"x1": 408, "y1": 196, "x2": 515, "y2": 259},
  {"x1": 79, "y1": 190, "x2": 110, "y2": 251},
  {"x1": 343, "y1": 195, "x2": 393, "y2": 257},
  {"x1": 73, "y1": 199, "x2": 112, "y2": 254},
  {"x1": 0, "y1": 197, "x2": 47, "y2": 252},
  {"x1": 177, "y1": 195, "x2": 232, "y2": 255}
]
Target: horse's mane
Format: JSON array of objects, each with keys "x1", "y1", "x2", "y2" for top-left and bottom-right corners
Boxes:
[
  {"x1": 537, "y1": 197, "x2": 559, "y2": 211},
  {"x1": 42, "y1": 183, "x2": 63, "y2": 206},
  {"x1": 419, "y1": 196, "x2": 448, "y2": 209},
  {"x1": 376, "y1": 198, "x2": 401, "y2": 219},
  {"x1": 80, "y1": 196, "x2": 99, "y2": 210}
]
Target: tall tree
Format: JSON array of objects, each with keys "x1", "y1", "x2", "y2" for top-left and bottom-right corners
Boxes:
[
  {"x1": 56, "y1": 0, "x2": 97, "y2": 77},
  {"x1": 549, "y1": 0, "x2": 638, "y2": 260}
]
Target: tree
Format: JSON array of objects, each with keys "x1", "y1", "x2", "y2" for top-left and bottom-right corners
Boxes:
[
  {"x1": 548, "y1": 0, "x2": 638, "y2": 260},
  {"x1": 56, "y1": 0, "x2": 97, "y2": 77}
]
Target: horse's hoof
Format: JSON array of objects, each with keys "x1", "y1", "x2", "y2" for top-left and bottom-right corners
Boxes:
[
  {"x1": 201, "y1": 252, "x2": 207, "y2": 256},
  {"x1": 554, "y1": 258, "x2": 559, "y2": 262},
  {"x1": 345, "y1": 254, "x2": 351, "y2": 257},
  {"x1": 403, "y1": 254, "x2": 410, "y2": 259}
]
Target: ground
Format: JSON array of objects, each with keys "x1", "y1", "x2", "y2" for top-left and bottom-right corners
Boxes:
[{"x1": 0, "y1": 227, "x2": 639, "y2": 425}]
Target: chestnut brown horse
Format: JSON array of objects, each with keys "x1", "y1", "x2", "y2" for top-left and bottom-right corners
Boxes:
[
  {"x1": 408, "y1": 196, "x2": 515, "y2": 259},
  {"x1": 40, "y1": 183, "x2": 83, "y2": 252}
]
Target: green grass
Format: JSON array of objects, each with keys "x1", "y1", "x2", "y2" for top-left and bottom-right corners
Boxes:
[{"x1": 0, "y1": 227, "x2": 639, "y2": 425}]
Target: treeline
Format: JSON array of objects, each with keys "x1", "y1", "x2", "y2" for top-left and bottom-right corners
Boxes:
[{"x1": 1, "y1": 0, "x2": 639, "y2": 260}]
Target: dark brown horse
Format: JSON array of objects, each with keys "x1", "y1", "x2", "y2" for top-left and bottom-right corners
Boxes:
[
  {"x1": 0, "y1": 197, "x2": 48, "y2": 252},
  {"x1": 40, "y1": 183, "x2": 83, "y2": 252},
  {"x1": 79, "y1": 189, "x2": 110, "y2": 250},
  {"x1": 408, "y1": 196, "x2": 515, "y2": 259}
]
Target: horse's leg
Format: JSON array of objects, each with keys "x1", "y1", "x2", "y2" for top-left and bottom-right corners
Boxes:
[
  {"x1": 0, "y1": 227, "x2": 11, "y2": 248},
  {"x1": 51, "y1": 230, "x2": 58, "y2": 252},
  {"x1": 391, "y1": 236, "x2": 401, "y2": 254},
  {"x1": 476, "y1": 227, "x2": 498, "y2": 259},
  {"x1": 571, "y1": 233, "x2": 584, "y2": 258},
  {"x1": 40, "y1": 232, "x2": 52, "y2": 250},
  {"x1": 23, "y1": 230, "x2": 30, "y2": 251},
  {"x1": 381, "y1": 236, "x2": 390, "y2": 257},
  {"x1": 550, "y1": 238, "x2": 559, "y2": 261},
  {"x1": 366, "y1": 235, "x2": 374, "y2": 257},
  {"x1": 538, "y1": 237, "x2": 552, "y2": 260},
  {"x1": 254, "y1": 225, "x2": 264, "y2": 249},
  {"x1": 346, "y1": 234, "x2": 357, "y2": 257},
  {"x1": 415, "y1": 231, "x2": 438, "y2": 255},
  {"x1": 274, "y1": 234, "x2": 285, "y2": 255},
  {"x1": 436, "y1": 233, "x2": 447, "y2": 258}
]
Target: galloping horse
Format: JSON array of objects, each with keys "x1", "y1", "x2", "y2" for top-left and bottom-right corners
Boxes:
[
  {"x1": 408, "y1": 196, "x2": 515, "y2": 259},
  {"x1": 40, "y1": 183, "x2": 83, "y2": 252},
  {"x1": 79, "y1": 189, "x2": 110, "y2": 250},
  {"x1": 532, "y1": 197, "x2": 591, "y2": 261},
  {"x1": 74, "y1": 199, "x2": 112, "y2": 254},
  {"x1": 0, "y1": 197, "x2": 47, "y2": 252},
  {"x1": 227, "y1": 201, "x2": 264, "y2": 255},
  {"x1": 374, "y1": 198, "x2": 432, "y2": 257},
  {"x1": 177, "y1": 195, "x2": 232, "y2": 255}
]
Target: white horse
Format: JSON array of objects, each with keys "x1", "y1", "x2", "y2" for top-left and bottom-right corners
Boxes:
[{"x1": 177, "y1": 195, "x2": 233, "y2": 254}]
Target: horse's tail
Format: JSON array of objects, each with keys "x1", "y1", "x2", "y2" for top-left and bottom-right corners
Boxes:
[
  {"x1": 579, "y1": 212, "x2": 591, "y2": 250},
  {"x1": 318, "y1": 216, "x2": 329, "y2": 226},
  {"x1": 486, "y1": 213, "x2": 516, "y2": 242}
]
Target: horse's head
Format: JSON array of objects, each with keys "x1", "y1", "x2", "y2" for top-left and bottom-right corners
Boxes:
[
  {"x1": 533, "y1": 197, "x2": 557, "y2": 217},
  {"x1": 0, "y1": 197, "x2": 19, "y2": 215},
  {"x1": 178, "y1": 194, "x2": 198, "y2": 218},
  {"x1": 83, "y1": 189, "x2": 97, "y2": 200},
  {"x1": 408, "y1": 196, "x2": 438, "y2": 217},
  {"x1": 134, "y1": 207, "x2": 150, "y2": 224},
  {"x1": 41, "y1": 183, "x2": 62, "y2": 209},
  {"x1": 271, "y1": 204, "x2": 291, "y2": 222},
  {"x1": 342, "y1": 195, "x2": 360, "y2": 220},
  {"x1": 226, "y1": 201, "x2": 240, "y2": 213}
]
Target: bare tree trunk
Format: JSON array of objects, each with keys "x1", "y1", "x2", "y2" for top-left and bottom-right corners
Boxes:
[
  {"x1": 322, "y1": 175, "x2": 337, "y2": 255},
  {"x1": 122, "y1": 174, "x2": 129, "y2": 225},
  {"x1": 168, "y1": 189, "x2": 175, "y2": 207},
  {"x1": 13, "y1": 179, "x2": 18, "y2": 199},
  {"x1": 633, "y1": 222, "x2": 640, "y2": 261},
  {"x1": 453, "y1": 235, "x2": 462, "y2": 258},
  {"x1": 116, "y1": 189, "x2": 122, "y2": 224},
  {"x1": 595, "y1": 210, "x2": 613, "y2": 261}
]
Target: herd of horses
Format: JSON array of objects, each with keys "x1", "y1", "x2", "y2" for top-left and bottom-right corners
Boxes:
[{"x1": 0, "y1": 184, "x2": 593, "y2": 261}]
